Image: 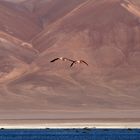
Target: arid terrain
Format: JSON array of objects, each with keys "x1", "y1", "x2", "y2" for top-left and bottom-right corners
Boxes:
[{"x1": 0, "y1": 0, "x2": 140, "y2": 119}]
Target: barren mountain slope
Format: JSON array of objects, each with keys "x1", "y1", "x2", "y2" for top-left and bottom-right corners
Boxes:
[
  {"x1": 0, "y1": 0, "x2": 140, "y2": 116},
  {"x1": 0, "y1": 1, "x2": 41, "y2": 41},
  {"x1": 1, "y1": 0, "x2": 26, "y2": 3},
  {"x1": 21, "y1": 0, "x2": 87, "y2": 27},
  {"x1": 6, "y1": 0, "x2": 140, "y2": 111}
]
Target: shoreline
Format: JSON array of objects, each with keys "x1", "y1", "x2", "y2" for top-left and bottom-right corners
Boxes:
[{"x1": 0, "y1": 119, "x2": 140, "y2": 129}]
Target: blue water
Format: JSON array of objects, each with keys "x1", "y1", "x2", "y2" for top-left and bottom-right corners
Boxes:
[{"x1": 0, "y1": 129, "x2": 140, "y2": 140}]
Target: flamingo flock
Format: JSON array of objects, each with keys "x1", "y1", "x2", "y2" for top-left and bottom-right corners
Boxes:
[{"x1": 50, "y1": 57, "x2": 88, "y2": 67}]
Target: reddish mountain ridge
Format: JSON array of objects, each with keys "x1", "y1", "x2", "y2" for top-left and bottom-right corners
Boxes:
[
  {"x1": 0, "y1": 0, "x2": 41, "y2": 41},
  {"x1": 0, "y1": 0, "x2": 140, "y2": 119}
]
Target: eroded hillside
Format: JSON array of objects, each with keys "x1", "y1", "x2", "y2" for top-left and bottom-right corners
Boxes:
[{"x1": 0, "y1": 0, "x2": 140, "y2": 117}]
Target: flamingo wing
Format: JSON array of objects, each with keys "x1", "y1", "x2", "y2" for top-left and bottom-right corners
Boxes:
[
  {"x1": 70, "y1": 61, "x2": 76, "y2": 67},
  {"x1": 50, "y1": 58, "x2": 59, "y2": 62},
  {"x1": 81, "y1": 60, "x2": 88, "y2": 66}
]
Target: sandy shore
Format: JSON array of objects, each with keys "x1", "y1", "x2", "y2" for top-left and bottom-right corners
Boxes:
[
  {"x1": 0, "y1": 110, "x2": 139, "y2": 128},
  {"x1": 0, "y1": 119, "x2": 140, "y2": 129}
]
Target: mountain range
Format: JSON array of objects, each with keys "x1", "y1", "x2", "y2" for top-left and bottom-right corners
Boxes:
[{"x1": 0, "y1": 0, "x2": 140, "y2": 119}]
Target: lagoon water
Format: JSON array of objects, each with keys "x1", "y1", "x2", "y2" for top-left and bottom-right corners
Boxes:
[{"x1": 0, "y1": 129, "x2": 140, "y2": 140}]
